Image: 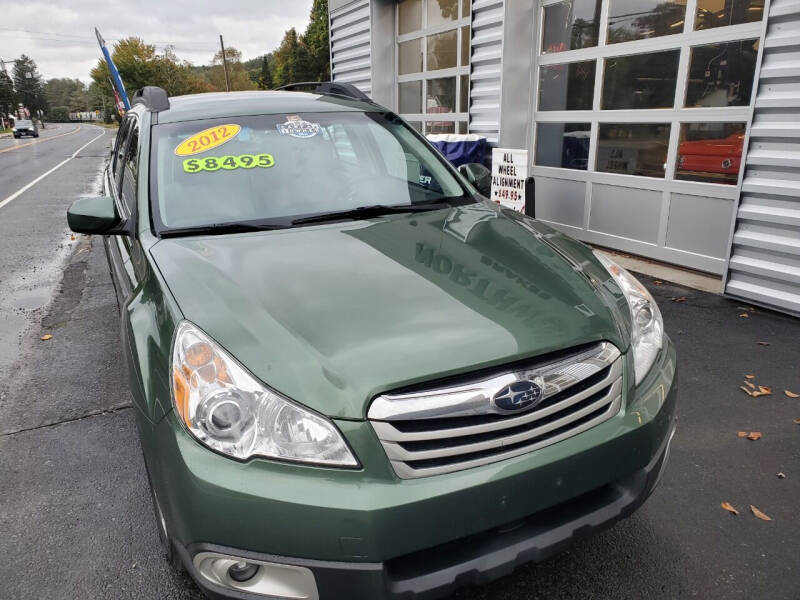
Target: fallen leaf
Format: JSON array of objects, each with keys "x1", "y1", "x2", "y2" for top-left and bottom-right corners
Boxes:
[
  {"x1": 794, "y1": 418, "x2": 800, "y2": 425},
  {"x1": 757, "y1": 341, "x2": 770, "y2": 346},
  {"x1": 744, "y1": 381, "x2": 756, "y2": 390},
  {"x1": 740, "y1": 386, "x2": 754, "y2": 396},
  {"x1": 737, "y1": 431, "x2": 748, "y2": 437},
  {"x1": 745, "y1": 375, "x2": 755, "y2": 380},
  {"x1": 777, "y1": 472, "x2": 786, "y2": 479},
  {"x1": 746, "y1": 432, "x2": 762, "y2": 441},
  {"x1": 70, "y1": 234, "x2": 76, "y2": 241},
  {"x1": 750, "y1": 505, "x2": 772, "y2": 521},
  {"x1": 785, "y1": 390, "x2": 799, "y2": 399},
  {"x1": 40, "y1": 334, "x2": 52, "y2": 341},
  {"x1": 654, "y1": 280, "x2": 663, "y2": 284},
  {"x1": 673, "y1": 296, "x2": 688, "y2": 303},
  {"x1": 739, "y1": 313, "x2": 749, "y2": 318},
  {"x1": 759, "y1": 386, "x2": 772, "y2": 395},
  {"x1": 721, "y1": 502, "x2": 739, "y2": 515}
]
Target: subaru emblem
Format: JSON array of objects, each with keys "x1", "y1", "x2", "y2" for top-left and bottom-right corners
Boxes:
[{"x1": 493, "y1": 379, "x2": 544, "y2": 412}]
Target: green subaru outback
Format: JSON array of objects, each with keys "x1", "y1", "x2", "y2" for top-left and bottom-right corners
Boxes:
[{"x1": 67, "y1": 84, "x2": 677, "y2": 600}]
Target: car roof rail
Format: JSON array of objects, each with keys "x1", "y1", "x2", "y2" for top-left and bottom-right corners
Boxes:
[
  {"x1": 131, "y1": 86, "x2": 170, "y2": 112},
  {"x1": 274, "y1": 81, "x2": 371, "y2": 102}
]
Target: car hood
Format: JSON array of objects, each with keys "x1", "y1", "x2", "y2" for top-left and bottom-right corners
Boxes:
[{"x1": 150, "y1": 202, "x2": 630, "y2": 419}]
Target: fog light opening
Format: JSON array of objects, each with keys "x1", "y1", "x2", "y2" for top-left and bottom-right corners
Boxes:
[
  {"x1": 228, "y1": 560, "x2": 260, "y2": 583},
  {"x1": 194, "y1": 551, "x2": 319, "y2": 599}
]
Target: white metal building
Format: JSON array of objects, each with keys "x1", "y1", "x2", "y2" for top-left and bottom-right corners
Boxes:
[{"x1": 328, "y1": 0, "x2": 800, "y2": 315}]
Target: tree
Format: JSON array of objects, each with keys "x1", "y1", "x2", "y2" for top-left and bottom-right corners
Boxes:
[
  {"x1": 272, "y1": 28, "x2": 312, "y2": 87},
  {"x1": 206, "y1": 46, "x2": 256, "y2": 91},
  {"x1": 68, "y1": 88, "x2": 89, "y2": 112},
  {"x1": 152, "y1": 47, "x2": 211, "y2": 95},
  {"x1": 48, "y1": 106, "x2": 70, "y2": 122},
  {"x1": 303, "y1": 0, "x2": 331, "y2": 81},
  {"x1": 45, "y1": 78, "x2": 87, "y2": 111},
  {"x1": 0, "y1": 70, "x2": 16, "y2": 119},
  {"x1": 90, "y1": 37, "x2": 211, "y2": 108},
  {"x1": 13, "y1": 55, "x2": 46, "y2": 114},
  {"x1": 258, "y1": 55, "x2": 273, "y2": 90},
  {"x1": 271, "y1": 0, "x2": 331, "y2": 87}
]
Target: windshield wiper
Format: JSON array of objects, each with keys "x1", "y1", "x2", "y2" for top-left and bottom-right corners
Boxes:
[
  {"x1": 160, "y1": 221, "x2": 285, "y2": 238},
  {"x1": 291, "y1": 203, "x2": 447, "y2": 226}
]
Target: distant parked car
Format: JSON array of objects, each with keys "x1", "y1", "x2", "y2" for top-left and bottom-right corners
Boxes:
[{"x1": 13, "y1": 119, "x2": 38, "y2": 138}]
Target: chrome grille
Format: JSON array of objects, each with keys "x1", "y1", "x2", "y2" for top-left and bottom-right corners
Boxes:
[{"x1": 368, "y1": 342, "x2": 623, "y2": 479}]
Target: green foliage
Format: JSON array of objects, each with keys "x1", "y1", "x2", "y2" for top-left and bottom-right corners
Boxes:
[
  {"x1": 271, "y1": 0, "x2": 331, "y2": 87},
  {"x1": 272, "y1": 28, "x2": 311, "y2": 87},
  {"x1": 47, "y1": 106, "x2": 70, "y2": 122},
  {"x1": 90, "y1": 38, "x2": 211, "y2": 108},
  {"x1": 258, "y1": 55, "x2": 273, "y2": 90},
  {"x1": 304, "y1": 0, "x2": 331, "y2": 81},
  {"x1": 13, "y1": 55, "x2": 46, "y2": 114},
  {"x1": 207, "y1": 47, "x2": 256, "y2": 91},
  {"x1": 0, "y1": 70, "x2": 16, "y2": 116},
  {"x1": 45, "y1": 78, "x2": 86, "y2": 110}
]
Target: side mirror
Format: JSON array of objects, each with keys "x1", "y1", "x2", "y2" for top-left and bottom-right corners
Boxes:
[
  {"x1": 457, "y1": 163, "x2": 492, "y2": 197},
  {"x1": 67, "y1": 196, "x2": 122, "y2": 235}
]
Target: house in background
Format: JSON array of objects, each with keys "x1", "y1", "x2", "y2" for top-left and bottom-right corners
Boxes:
[{"x1": 327, "y1": 0, "x2": 800, "y2": 316}]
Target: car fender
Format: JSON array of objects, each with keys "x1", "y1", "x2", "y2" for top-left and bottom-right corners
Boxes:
[{"x1": 121, "y1": 257, "x2": 183, "y2": 423}]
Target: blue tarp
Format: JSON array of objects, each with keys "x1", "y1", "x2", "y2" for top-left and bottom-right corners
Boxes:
[{"x1": 426, "y1": 134, "x2": 489, "y2": 167}]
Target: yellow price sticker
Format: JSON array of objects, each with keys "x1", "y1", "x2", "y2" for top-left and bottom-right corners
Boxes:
[
  {"x1": 183, "y1": 153, "x2": 275, "y2": 173},
  {"x1": 174, "y1": 124, "x2": 241, "y2": 156}
]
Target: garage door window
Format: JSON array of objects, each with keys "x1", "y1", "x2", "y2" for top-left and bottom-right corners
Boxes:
[
  {"x1": 542, "y1": 0, "x2": 602, "y2": 53},
  {"x1": 695, "y1": 0, "x2": 765, "y2": 30},
  {"x1": 607, "y1": 0, "x2": 686, "y2": 43},
  {"x1": 596, "y1": 123, "x2": 671, "y2": 178},
  {"x1": 685, "y1": 39, "x2": 759, "y2": 108},
  {"x1": 396, "y1": 0, "x2": 471, "y2": 135},
  {"x1": 601, "y1": 50, "x2": 680, "y2": 109},
  {"x1": 536, "y1": 122, "x2": 592, "y2": 170},
  {"x1": 535, "y1": 0, "x2": 764, "y2": 189},
  {"x1": 675, "y1": 122, "x2": 746, "y2": 185},
  {"x1": 539, "y1": 61, "x2": 596, "y2": 111}
]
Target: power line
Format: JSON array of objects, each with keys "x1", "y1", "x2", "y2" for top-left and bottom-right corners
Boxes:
[{"x1": 0, "y1": 28, "x2": 219, "y2": 49}]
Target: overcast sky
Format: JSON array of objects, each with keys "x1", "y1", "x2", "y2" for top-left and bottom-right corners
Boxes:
[{"x1": 0, "y1": 0, "x2": 314, "y2": 82}]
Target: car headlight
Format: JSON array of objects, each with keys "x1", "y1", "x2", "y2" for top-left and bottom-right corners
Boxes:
[
  {"x1": 171, "y1": 321, "x2": 357, "y2": 466},
  {"x1": 594, "y1": 253, "x2": 664, "y2": 385}
]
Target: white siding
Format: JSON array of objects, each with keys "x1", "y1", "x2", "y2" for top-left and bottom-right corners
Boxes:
[
  {"x1": 724, "y1": 0, "x2": 800, "y2": 316},
  {"x1": 468, "y1": 0, "x2": 504, "y2": 144},
  {"x1": 330, "y1": 0, "x2": 372, "y2": 94}
]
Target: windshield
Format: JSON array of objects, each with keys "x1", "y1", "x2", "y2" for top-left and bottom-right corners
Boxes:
[
  {"x1": 15, "y1": 120, "x2": 32, "y2": 127},
  {"x1": 150, "y1": 111, "x2": 472, "y2": 233}
]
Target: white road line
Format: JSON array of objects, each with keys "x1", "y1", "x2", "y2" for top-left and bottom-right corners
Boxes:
[{"x1": 0, "y1": 127, "x2": 108, "y2": 212}]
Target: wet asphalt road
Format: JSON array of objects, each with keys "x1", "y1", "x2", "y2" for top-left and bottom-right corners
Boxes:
[{"x1": 0, "y1": 128, "x2": 798, "y2": 599}]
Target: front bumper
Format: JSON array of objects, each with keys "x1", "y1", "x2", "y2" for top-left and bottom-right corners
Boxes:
[
  {"x1": 179, "y1": 420, "x2": 675, "y2": 600},
  {"x1": 144, "y1": 339, "x2": 677, "y2": 599}
]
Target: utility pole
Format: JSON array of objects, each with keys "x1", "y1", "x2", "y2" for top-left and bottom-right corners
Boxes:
[{"x1": 219, "y1": 35, "x2": 231, "y2": 92}]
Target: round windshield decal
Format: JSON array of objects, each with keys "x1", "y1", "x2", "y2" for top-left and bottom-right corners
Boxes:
[
  {"x1": 174, "y1": 124, "x2": 241, "y2": 156},
  {"x1": 276, "y1": 115, "x2": 321, "y2": 138}
]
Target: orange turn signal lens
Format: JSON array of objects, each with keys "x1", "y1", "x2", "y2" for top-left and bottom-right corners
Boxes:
[{"x1": 173, "y1": 367, "x2": 191, "y2": 428}]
